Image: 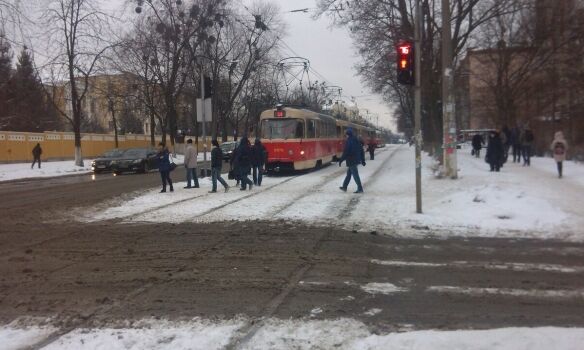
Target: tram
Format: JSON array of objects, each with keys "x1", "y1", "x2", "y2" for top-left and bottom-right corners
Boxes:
[{"x1": 259, "y1": 105, "x2": 373, "y2": 172}]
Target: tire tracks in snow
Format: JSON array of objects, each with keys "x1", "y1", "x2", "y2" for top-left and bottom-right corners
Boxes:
[
  {"x1": 112, "y1": 174, "x2": 302, "y2": 223},
  {"x1": 267, "y1": 147, "x2": 395, "y2": 218},
  {"x1": 21, "y1": 231, "x2": 234, "y2": 350},
  {"x1": 225, "y1": 227, "x2": 333, "y2": 350},
  {"x1": 336, "y1": 145, "x2": 402, "y2": 220}
]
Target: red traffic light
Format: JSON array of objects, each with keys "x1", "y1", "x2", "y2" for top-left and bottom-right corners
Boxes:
[{"x1": 396, "y1": 40, "x2": 414, "y2": 85}]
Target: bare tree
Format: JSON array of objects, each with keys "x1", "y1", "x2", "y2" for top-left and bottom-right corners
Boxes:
[
  {"x1": 41, "y1": 0, "x2": 113, "y2": 166},
  {"x1": 316, "y1": 0, "x2": 517, "y2": 153}
]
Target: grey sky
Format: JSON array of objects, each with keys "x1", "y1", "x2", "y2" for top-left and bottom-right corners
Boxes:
[{"x1": 263, "y1": 0, "x2": 395, "y2": 130}]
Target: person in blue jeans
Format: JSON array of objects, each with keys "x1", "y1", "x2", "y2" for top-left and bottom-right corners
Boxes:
[
  {"x1": 157, "y1": 142, "x2": 173, "y2": 193},
  {"x1": 338, "y1": 128, "x2": 366, "y2": 193},
  {"x1": 209, "y1": 140, "x2": 229, "y2": 193}
]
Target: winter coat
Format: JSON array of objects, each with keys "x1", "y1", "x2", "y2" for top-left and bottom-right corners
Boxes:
[
  {"x1": 251, "y1": 141, "x2": 267, "y2": 167},
  {"x1": 501, "y1": 127, "x2": 511, "y2": 146},
  {"x1": 237, "y1": 138, "x2": 252, "y2": 169},
  {"x1": 339, "y1": 134, "x2": 364, "y2": 167},
  {"x1": 184, "y1": 144, "x2": 198, "y2": 168},
  {"x1": 510, "y1": 127, "x2": 521, "y2": 146},
  {"x1": 211, "y1": 146, "x2": 223, "y2": 168},
  {"x1": 367, "y1": 142, "x2": 376, "y2": 153},
  {"x1": 551, "y1": 131, "x2": 568, "y2": 162},
  {"x1": 521, "y1": 129, "x2": 534, "y2": 146},
  {"x1": 157, "y1": 149, "x2": 171, "y2": 172},
  {"x1": 32, "y1": 144, "x2": 42, "y2": 158},
  {"x1": 472, "y1": 134, "x2": 484, "y2": 150},
  {"x1": 486, "y1": 132, "x2": 504, "y2": 166}
]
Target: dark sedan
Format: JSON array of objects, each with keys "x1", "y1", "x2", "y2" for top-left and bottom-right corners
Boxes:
[
  {"x1": 220, "y1": 141, "x2": 239, "y2": 162},
  {"x1": 91, "y1": 149, "x2": 124, "y2": 173},
  {"x1": 111, "y1": 148, "x2": 158, "y2": 175}
]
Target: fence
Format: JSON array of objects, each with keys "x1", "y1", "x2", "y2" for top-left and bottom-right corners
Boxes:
[{"x1": 0, "y1": 131, "x2": 229, "y2": 163}]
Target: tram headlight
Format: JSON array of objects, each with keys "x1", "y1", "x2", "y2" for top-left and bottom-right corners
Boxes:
[{"x1": 300, "y1": 150, "x2": 305, "y2": 155}]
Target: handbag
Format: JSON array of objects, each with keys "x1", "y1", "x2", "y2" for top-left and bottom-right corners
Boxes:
[{"x1": 169, "y1": 153, "x2": 177, "y2": 171}]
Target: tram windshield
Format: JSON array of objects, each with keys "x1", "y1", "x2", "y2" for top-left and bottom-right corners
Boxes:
[{"x1": 261, "y1": 119, "x2": 304, "y2": 139}]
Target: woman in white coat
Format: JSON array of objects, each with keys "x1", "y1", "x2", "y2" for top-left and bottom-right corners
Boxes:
[{"x1": 550, "y1": 131, "x2": 568, "y2": 178}]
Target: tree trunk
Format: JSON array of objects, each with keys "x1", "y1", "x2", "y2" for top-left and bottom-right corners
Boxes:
[{"x1": 150, "y1": 112, "x2": 156, "y2": 147}]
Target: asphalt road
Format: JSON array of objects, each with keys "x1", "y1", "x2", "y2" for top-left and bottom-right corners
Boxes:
[{"x1": 1, "y1": 164, "x2": 584, "y2": 349}]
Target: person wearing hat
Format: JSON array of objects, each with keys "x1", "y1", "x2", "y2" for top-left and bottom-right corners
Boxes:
[{"x1": 338, "y1": 128, "x2": 365, "y2": 193}]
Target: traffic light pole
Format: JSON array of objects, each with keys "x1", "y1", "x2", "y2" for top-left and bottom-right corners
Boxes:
[
  {"x1": 414, "y1": 0, "x2": 422, "y2": 213},
  {"x1": 200, "y1": 70, "x2": 208, "y2": 177}
]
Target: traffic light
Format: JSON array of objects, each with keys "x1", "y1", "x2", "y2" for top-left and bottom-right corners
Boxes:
[
  {"x1": 396, "y1": 41, "x2": 414, "y2": 85},
  {"x1": 204, "y1": 76, "x2": 213, "y2": 98}
]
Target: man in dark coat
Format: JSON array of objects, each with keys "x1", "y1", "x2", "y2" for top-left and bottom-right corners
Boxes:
[
  {"x1": 510, "y1": 126, "x2": 522, "y2": 163},
  {"x1": 230, "y1": 143, "x2": 241, "y2": 186},
  {"x1": 210, "y1": 140, "x2": 229, "y2": 193},
  {"x1": 338, "y1": 128, "x2": 365, "y2": 193},
  {"x1": 251, "y1": 138, "x2": 267, "y2": 186},
  {"x1": 31, "y1": 143, "x2": 42, "y2": 169},
  {"x1": 157, "y1": 142, "x2": 173, "y2": 192},
  {"x1": 367, "y1": 140, "x2": 376, "y2": 160},
  {"x1": 471, "y1": 134, "x2": 484, "y2": 158},
  {"x1": 237, "y1": 137, "x2": 254, "y2": 190},
  {"x1": 486, "y1": 131, "x2": 504, "y2": 172}
]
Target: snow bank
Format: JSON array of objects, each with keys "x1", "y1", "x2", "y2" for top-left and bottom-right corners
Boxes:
[
  {"x1": 85, "y1": 145, "x2": 584, "y2": 240},
  {"x1": 0, "y1": 160, "x2": 94, "y2": 182},
  {"x1": 0, "y1": 325, "x2": 56, "y2": 350},
  {"x1": 3, "y1": 318, "x2": 584, "y2": 350},
  {"x1": 41, "y1": 318, "x2": 243, "y2": 350}
]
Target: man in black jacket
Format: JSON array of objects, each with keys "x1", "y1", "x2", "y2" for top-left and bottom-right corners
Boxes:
[
  {"x1": 210, "y1": 140, "x2": 229, "y2": 193},
  {"x1": 31, "y1": 143, "x2": 42, "y2": 169},
  {"x1": 251, "y1": 138, "x2": 267, "y2": 186}
]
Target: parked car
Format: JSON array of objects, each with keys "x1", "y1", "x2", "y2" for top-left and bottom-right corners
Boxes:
[
  {"x1": 220, "y1": 141, "x2": 239, "y2": 162},
  {"x1": 111, "y1": 148, "x2": 158, "y2": 175},
  {"x1": 91, "y1": 149, "x2": 124, "y2": 173}
]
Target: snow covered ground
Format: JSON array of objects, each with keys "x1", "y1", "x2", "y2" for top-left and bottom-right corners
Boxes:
[
  {"x1": 3, "y1": 319, "x2": 584, "y2": 350},
  {"x1": 0, "y1": 159, "x2": 95, "y2": 182},
  {"x1": 0, "y1": 152, "x2": 208, "y2": 182},
  {"x1": 85, "y1": 144, "x2": 584, "y2": 241}
]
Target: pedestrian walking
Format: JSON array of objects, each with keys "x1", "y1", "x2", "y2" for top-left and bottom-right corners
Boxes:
[
  {"x1": 367, "y1": 140, "x2": 376, "y2": 160},
  {"x1": 31, "y1": 143, "x2": 42, "y2": 169},
  {"x1": 230, "y1": 143, "x2": 241, "y2": 187},
  {"x1": 501, "y1": 125, "x2": 511, "y2": 163},
  {"x1": 510, "y1": 125, "x2": 522, "y2": 163},
  {"x1": 157, "y1": 142, "x2": 173, "y2": 193},
  {"x1": 183, "y1": 139, "x2": 199, "y2": 189},
  {"x1": 210, "y1": 140, "x2": 229, "y2": 193},
  {"x1": 486, "y1": 130, "x2": 504, "y2": 172},
  {"x1": 338, "y1": 128, "x2": 365, "y2": 193},
  {"x1": 551, "y1": 131, "x2": 568, "y2": 178},
  {"x1": 521, "y1": 126, "x2": 534, "y2": 166},
  {"x1": 471, "y1": 133, "x2": 484, "y2": 158},
  {"x1": 251, "y1": 138, "x2": 267, "y2": 186},
  {"x1": 237, "y1": 136, "x2": 254, "y2": 191}
]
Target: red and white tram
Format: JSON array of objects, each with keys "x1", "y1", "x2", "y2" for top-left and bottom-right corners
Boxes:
[{"x1": 259, "y1": 106, "x2": 372, "y2": 171}]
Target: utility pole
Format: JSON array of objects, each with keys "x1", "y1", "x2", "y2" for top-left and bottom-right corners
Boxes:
[
  {"x1": 441, "y1": 0, "x2": 458, "y2": 178},
  {"x1": 200, "y1": 70, "x2": 208, "y2": 177},
  {"x1": 414, "y1": 0, "x2": 423, "y2": 213}
]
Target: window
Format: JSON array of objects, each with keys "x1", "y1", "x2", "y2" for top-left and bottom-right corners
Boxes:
[
  {"x1": 307, "y1": 120, "x2": 316, "y2": 138},
  {"x1": 261, "y1": 119, "x2": 305, "y2": 139}
]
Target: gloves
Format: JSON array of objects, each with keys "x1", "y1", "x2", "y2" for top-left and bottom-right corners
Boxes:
[{"x1": 362, "y1": 161, "x2": 366, "y2": 166}]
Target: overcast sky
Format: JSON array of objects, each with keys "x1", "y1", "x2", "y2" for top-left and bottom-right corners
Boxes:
[{"x1": 262, "y1": 0, "x2": 395, "y2": 130}]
